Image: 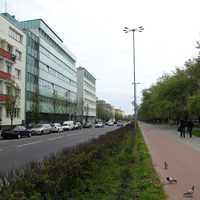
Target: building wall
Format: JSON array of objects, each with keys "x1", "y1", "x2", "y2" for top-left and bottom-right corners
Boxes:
[
  {"x1": 20, "y1": 19, "x2": 77, "y2": 123},
  {"x1": 0, "y1": 15, "x2": 26, "y2": 126},
  {"x1": 77, "y1": 67, "x2": 96, "y2": 121}
]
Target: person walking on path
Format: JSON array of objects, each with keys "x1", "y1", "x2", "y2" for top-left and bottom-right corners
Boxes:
[
  {"x1": 178, "y1": 120, "x2": 186, "y2": 138},
  {"x1": 187, "y1": 120, "x2": 194, "y2": 138}
]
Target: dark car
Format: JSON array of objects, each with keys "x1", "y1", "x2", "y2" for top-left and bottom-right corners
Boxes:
[
  {"x1": 83, "y1": 122, "x2": 92, "y2": 128},
  {"x1": 1, "y1": 126, "x2": 32, "y2": 139}
]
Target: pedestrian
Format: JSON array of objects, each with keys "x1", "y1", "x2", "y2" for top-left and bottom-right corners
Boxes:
[
  {"x1": 178, "y1": 120, "x2": 186, "y2": 138},
  {"x1": 187, "y1": 120, "x2": 194, "y2": 138}
]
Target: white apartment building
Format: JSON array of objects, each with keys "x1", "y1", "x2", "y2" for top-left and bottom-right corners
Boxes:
[
  {"x1": 77, "y1": 67, "x2": 96, "y2": 123},
  {"x1": 0, "y1": 14, "x2": 26, "y2": 126}
]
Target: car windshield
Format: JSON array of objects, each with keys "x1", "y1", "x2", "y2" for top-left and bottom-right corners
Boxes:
[{"x1": 13, "y1": 126, "x2": 24, "y2": 131}]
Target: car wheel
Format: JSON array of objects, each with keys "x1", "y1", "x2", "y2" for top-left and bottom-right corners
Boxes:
[
  {"x1": 17, "y1": 134, "x2": 21, "y2": 139},
  {"x1": 41, "y1": 131, "x2": 43, "y2": 135}
]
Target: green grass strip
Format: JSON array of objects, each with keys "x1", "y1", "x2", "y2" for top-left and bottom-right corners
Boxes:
[{"x1": 192, "y1": 128, "x2": 200, "y2": 137}]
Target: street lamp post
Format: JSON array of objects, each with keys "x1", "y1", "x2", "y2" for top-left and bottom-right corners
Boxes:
[{"x1": 123, "y1": 26, "x2": 144, "y2": 131}]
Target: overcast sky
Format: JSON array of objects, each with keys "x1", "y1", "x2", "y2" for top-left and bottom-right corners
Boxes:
[{"x1": 1, "y1": 0, "x2": 200, "y2": 114}]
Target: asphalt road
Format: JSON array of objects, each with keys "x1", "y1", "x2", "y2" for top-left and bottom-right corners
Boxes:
[{"x1": 0, "y1": 126, "x2": 119, "y2": 173}]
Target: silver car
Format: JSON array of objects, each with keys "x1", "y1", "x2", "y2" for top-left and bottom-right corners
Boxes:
[
  {"x1": 51, "y1": 123, "x2": 63, "y2": 133},
  {"x1": 31, "y1": 124, "x2": 52, "y2": 135}
]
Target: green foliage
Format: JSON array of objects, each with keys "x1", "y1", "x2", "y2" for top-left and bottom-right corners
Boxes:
[
  {"x1": 0, "y1": 126, "x2": 165, "y2": 200},
  {"x1": 192, "y1": 128, "x2": 200, "y2": 137},
  {"x1": 138, "y1": 52, "x2": 200, "y2": 122},
  {"x1": 187, "y1": 92, "x2": 200, "y2": 118}
]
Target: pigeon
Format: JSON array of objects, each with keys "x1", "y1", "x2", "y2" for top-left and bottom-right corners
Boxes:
[
  {"x1": 164, "y1": 161, "x2": 168, "y2": 170},
  {"x1": 166, "y1": 176, "x2": 177, "y2": 184},
  {"x1": 183, "y1": 185, "x2": 195, "y2": 197}
]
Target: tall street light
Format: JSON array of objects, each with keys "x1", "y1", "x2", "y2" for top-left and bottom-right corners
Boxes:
[{"x1": 123, "y1": 26, "x2": 144, "y2": 131}]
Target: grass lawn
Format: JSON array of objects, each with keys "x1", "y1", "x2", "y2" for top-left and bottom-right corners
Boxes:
[{"x1": 192, "y1": 128, "x2": 200, "y2": 137}]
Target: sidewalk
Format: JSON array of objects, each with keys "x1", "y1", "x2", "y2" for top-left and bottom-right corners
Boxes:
[{"x1": 139, "y1": 122, "x2": 200, "y2": 200}]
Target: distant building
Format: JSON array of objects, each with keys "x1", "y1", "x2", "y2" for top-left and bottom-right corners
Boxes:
[
  {"x1": 0, "y1": 14, "x2": 26, "y2": 126},
  {"x1": 77, "y1": 67, "x2": 96, "y2": 123}
]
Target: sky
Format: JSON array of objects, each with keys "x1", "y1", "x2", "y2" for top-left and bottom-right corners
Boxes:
[{"x1": 1, "y1": 0, "x2": 200, "y2": 114}]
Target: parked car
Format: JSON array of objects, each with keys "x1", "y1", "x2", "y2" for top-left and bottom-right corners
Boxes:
[
  {"x1": 1, "y1": 126, "x2": 32, "y2": 139},
  {"x1": 31, "y1": 124, "x2": 52, "y2": 135},
  {"x1": 95, "y1": 122, "x2": 104, "y2": 128},
  {"x1": 74, "y1": 122, "x2": 82, "y2": 129},
  {"x1": 62, "y1": 121, "x2": 74, "y2": 131},
  {"x1": 51, "y1": 123, "x2": 63, "y2": 133},
  {"x1": 83, "y1": 122, "x2": 93, "y2": 128},
  {"x1": 117, "y1": 121, "x2": 124, "y2": 127},
  {"x1": 107, "y1": 121, "x2": 114, "y2": 126}
]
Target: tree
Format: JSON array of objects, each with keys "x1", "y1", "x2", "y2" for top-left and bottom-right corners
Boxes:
[
  {"x1": 187, "y1": 92, "x2": 200, "y2": 119},
  {"x1": 5, "y1": 80, "x2": 20, "y2": 128}
]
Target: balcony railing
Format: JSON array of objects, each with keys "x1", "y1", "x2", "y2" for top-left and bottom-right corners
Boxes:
[
  {"x1": 0, "y1": 48, "x2": 16, "y2": 63},
  {"x1": 0, "y1": 94, "x2": 7, "y2": 101},
  {"x1": 0, "y1": 71, "x2": 11, "y2": 80}
]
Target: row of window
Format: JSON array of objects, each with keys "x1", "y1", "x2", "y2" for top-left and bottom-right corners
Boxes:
[
  {"x1": 6, "y1": 108, "x2": 20, "y2": 118},
  {"x1": 39, "y1": 28, "x2": 75, "y2": 65},
  {"x1": 40, "y1": 45, "x2": 76, "y2": 77},
  {"x1": 9, "y1": 28, "x2": 23, "y2": 43},
  {"x1": 6, "y1": 62, "x2": 21, "y2": 80},
  {"x1": 40, "y1": 61, "x2": 76, "y2": 87},
  {"x1": 84, "y1": 70, "x2": 96, "y2": 84},
  {"x1": 84, "y1": 81, "x2": 96, "y2": 92},
  {"x1": 84, "y1": 97, "x2": 96, "y2": 106},
  {"x1": 26, "y1": 91, "x2": 77, "y2": 107},
  {"x1": 84, "y1": 89, "x2": 96, "y2": 99}
]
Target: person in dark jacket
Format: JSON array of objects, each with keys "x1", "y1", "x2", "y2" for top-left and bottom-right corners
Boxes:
[
  {"x1": 179, "y1": 120, "x2": 186, "y2": 138},
  {"x1": 187, "y1": 120, "x2": 194, "y2": 138}
]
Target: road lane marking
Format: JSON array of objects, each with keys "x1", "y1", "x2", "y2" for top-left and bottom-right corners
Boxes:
[
  {"x1": 17, "y1": 141, "x2": 42, "y2": 148},
  {"x1": 48, "y1": 136, "x2": 63, "y2": 141},
  {"x1": 66, "y1": 133, "x2": 83, "y2": 137}
]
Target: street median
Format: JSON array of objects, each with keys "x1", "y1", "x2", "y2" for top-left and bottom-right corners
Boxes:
[{"x1": 0, "y1": 124, "x2": 165, "y2": 200}]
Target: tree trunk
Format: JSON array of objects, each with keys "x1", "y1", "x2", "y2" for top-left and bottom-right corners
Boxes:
[{"x1": 11, "y1": 116, "x2": 13, "y2": 128}]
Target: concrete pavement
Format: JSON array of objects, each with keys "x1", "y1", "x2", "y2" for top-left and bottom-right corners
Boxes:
[{"x1": 140, "y1": 122, "x2": 200, "y2": 200}]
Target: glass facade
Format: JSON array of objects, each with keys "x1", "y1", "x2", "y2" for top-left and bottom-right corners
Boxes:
[{"x1": 21, "y1": 20, "x2": 77, "y2": 123}]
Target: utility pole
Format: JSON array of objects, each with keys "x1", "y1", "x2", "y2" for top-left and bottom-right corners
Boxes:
[{"x1": 123, "y1": 26, "x2": 144, "y2": 131}]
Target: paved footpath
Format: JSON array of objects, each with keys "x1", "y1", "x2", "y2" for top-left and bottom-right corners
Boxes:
[{"x1": 139, "y1": 122, "x2": 200, "y2": 200}]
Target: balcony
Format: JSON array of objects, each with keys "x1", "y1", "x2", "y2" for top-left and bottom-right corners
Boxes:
[
  {"x1": 0, "y1": 48, "x2": 16, "y2": 63},
  {"x1": 0, "y1": 94, "x2": 7, "y2": 101},
  {"x1": 0, "y1": 71, "x2": 11, "y2": 80}
]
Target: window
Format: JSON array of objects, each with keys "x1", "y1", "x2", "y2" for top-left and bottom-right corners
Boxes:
[
  {"x1": 15, "y1": 69, "x2": 21, "y2": 80},
  {"x1": 15, "y1": 108, "x2": 20, "y2": 118},
  {"x1": 6, "y1": 62, "x2": 12, "y2": 73},
  {"x1": 7, "y1": 44, "x2": 13, "y2": 54},
  {"x1": 9, "y1": 28, "x2": 23, "y2": 43},
  {"x1": 15, "y1": 50, "x2": 22, "y2": 61},
  {"x1": 6, "y1": 86, "x2": 11, "y2": 95}
]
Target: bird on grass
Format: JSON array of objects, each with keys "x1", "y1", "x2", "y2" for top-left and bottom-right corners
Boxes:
[
  {"x1": 164, "y1": 161, "x2": 168, "y2": 170},
  {"x1": 183, "y1": 185, "x2": 195, "y2": 198},
  {"x1": 166, "y1": 176, "x2": 177, "y2": 184}
]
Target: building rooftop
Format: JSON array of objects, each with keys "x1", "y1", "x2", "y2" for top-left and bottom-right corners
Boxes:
[{"x1": 20, "y1": 18, "x2": 63, "y2": 43}]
